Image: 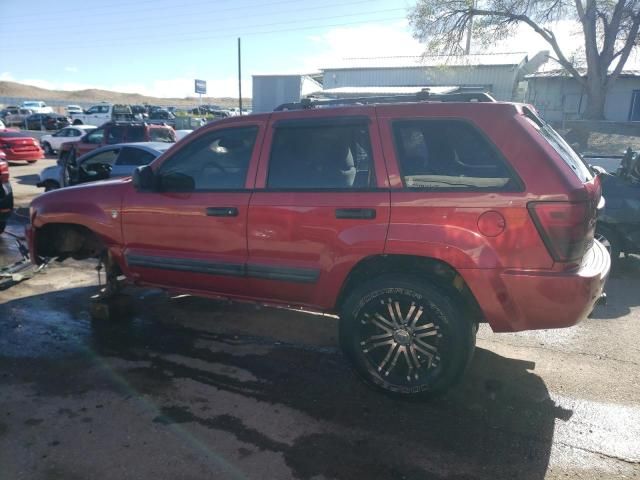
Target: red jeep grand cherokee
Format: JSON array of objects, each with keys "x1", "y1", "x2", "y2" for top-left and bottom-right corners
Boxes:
[{"x1": 27, "y1": 94, "x2": 610, "y2": 397}]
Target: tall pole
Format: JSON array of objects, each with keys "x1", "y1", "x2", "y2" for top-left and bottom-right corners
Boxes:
[{"x1": 238, "y1": 37, "x2": 243, "y2": 116}]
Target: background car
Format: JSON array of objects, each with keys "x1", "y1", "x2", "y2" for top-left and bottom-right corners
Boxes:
[
  {"x1": 58, "y1": 121, "x2": 175, "y2": 162},
  {"x1": 0, "y1": 120, "x2": 5, "y2": 130},
  {"x1": 65, "y1": 105, "x2": 83, "y2": 115},
  {"x1": 21, "y1": 100, "x2": 53, "y2": 114},
  {"x1": 24, "y1": 113, "x2": 70, "y2": 131},
  {"x1": 0, "y1": 131, "x2": 43, "y2": 163},
  {"x1": 0, "y1": 151, "x2": 13, "y2": 234},
  {"x1": 0, "y1": 106, "x2": 19, "y2": 122},
  {"x1": 4, "y1": 108, "x2": 33, "y2": 127},
  {"x1": 38, "y1": 142, "x2": 172, "y2": 191},
  {"x1": 40, "y1": 125, "x2": 96, "y2": 155},
  {"x1": 594, "y1": 154, "x2": 640, "y2": 264}
]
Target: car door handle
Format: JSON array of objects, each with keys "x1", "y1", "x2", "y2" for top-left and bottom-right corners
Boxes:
[
  {"x1": 335, "y1": 208, "x2": 376, "y2": 219},
  {"x1": 206, "y1": 207, "x2": 239, "y2": 217}
]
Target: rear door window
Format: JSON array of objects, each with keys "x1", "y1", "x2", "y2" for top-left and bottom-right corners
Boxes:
[
  {"x1": 392, "y1": 119, "x2": 519, "y2": 190},
  {"x1": 267, "y1": 121, "x2": 375, "y2": 189},
  {"x1": 149, "y1": 128, "x2": 175, "y2": 143}
]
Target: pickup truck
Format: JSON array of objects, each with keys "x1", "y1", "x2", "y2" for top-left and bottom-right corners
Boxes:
[{"x1": 70, "y1": 104, "x2": 134, "y2": 126}]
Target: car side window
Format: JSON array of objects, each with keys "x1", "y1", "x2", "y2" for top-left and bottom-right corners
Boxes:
[
  {"x1": 84, "y1": 128, "x2": 104, "y2": 144},
  {"x1": 115, "y1": 147, "x2": 156, "y2": 166},
  {"x1": 158, "y1": 126, "x2": 258, "y2": 191},
  {"x1": 392, "y1": 119, "x2": 517, "y2": 190},
  {"x1": 267, "y1": 121, "x2": 375, "y2": 189},
  {"x1": 82, "y1": 149, "x2": 120, "y2": 167}
]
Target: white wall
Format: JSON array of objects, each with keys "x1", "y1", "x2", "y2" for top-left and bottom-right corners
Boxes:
[
  {"x1": 321, "y1": 65, "x2": 520, "y2": 101},
  {"x1": 527, "y1": 76, "x2": 640, "y2": 122}
]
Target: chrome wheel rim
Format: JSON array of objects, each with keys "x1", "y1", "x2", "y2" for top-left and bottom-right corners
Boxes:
[{"x1": 358, "y1": 296, "x2": 443, "y2": 384}]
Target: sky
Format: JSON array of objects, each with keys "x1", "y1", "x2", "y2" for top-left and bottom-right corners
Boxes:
[{"x1": 0, "y1": 0, "x2": 589, "y2": 99}]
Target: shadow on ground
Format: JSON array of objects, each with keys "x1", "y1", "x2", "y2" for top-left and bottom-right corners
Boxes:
[
  {"x1": 591, "y1": 254, "x2": 640, "y2": 319},
  {"x1": 0, "y1": 284, "x2": 573, "y2": 480}
]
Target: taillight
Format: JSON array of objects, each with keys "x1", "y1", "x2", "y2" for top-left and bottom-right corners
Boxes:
[
  {"x1": 0, "y1": 161, "x2": 9, "y2": 183},
  {"x1": 528, "y1": 201, "x2": 593, "y2": 263}
]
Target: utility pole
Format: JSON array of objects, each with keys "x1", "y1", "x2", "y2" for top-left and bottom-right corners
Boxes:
[{"x1": 238, "y1": 37, "x2": 243, "y2": 116}]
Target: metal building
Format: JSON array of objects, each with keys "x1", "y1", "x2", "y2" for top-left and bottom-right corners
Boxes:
[
  {"x1": 320, "y1": 53, "x2": 547, "y2": 102},
  {"x1": 251, "y1": 74, "x2": 322, "y2": 113},
  {"x1": 252, "y1": 52, "x2": 547, "y2": 112},
  {"x1": 526, "y1": 66, "x2": 640, "y2": 122}
]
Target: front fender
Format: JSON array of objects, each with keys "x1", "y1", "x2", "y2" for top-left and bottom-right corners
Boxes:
[{"x1": 31, "y1": 180, "x2": 127, "y2": 247}]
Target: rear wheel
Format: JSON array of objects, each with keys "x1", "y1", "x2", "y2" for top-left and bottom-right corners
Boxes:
[
  {"x1": 73, "y1": 119, "x2": 83, "y2": 125},
  {"x1": 42, "y1": 142, "x2": 53, "y2": 155},
  {"x1": 0, "y1": 221, "x2": 5, "y2": 234},
  {"x1": 339, "y1": 274, "x2": 475, "y2": 399}
]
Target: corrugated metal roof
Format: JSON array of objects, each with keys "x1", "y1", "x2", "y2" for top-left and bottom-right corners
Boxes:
[
  {"x1": 322, "y1": 53, "x2": 528, "y2": 70},
  {"x1": 317, "y1": 86, "x2": 459, "y2": 95},
  {"x1": 526, "y1": 67, "x2": 640, "y2": 78}
]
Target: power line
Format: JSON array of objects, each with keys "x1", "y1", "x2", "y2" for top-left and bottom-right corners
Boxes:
[
  {"x1": 8, "y1": 0, "x2": 385, "y2": 34},
  {"x1": 7, "y1": 11, "x2": 408, "y2": 52}
]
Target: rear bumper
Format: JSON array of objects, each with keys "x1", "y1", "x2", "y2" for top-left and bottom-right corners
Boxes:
[
  {"x1": 462, "y1": 240, "x2": 610, "y2": 332},
  {"x1": 3, "y1": 148, "x2": 44, "y2": 161}
]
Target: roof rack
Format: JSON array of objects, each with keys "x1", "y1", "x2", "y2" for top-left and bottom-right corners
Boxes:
[{"x1": 274, "y1": 89, "x2": 496, "y2": 111}]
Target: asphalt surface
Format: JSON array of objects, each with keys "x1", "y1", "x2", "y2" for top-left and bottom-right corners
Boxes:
[{"x1": 0, "y1": 146, "x2": 639, "y2": 479}]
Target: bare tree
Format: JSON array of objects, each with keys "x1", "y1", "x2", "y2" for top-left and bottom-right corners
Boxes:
[{"x1": 409, "y1": 0, "x2": 640, "y2": 119}]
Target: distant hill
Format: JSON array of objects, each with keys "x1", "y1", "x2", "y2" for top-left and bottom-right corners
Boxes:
[{"x1": 0, "y1": 81, "x2": 249, "y2": 108}]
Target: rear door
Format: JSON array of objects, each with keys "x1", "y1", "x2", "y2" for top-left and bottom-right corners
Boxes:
[
  {"x1": 247, "y1": 110, "x2": 390, "y2": 310},
  {"x1": 121, "y1": 121, "x2": 265, "y2": 296}
]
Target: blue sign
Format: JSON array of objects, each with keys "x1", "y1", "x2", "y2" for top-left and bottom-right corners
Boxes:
[{"x1": 195, "y1": 79, "x2": 207, "y2": 95}]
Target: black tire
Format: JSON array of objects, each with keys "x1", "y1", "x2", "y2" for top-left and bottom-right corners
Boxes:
[
  {"x1": 339, "y1": 274, "x2": 475, "y2": 399},
  {"x1": 595, "y1": 224, "x2": 621, "y2": 265},
  {"x1": 43, "y1": 180, "x2": 60, "y2": 192},
  {"x1": 0, "y1": 221, "x2": 5, "y2": 234},
  {"x1": 73, "y1": 119, "x2": 83, "y2": 125},
  {"x1": 42, "y1": 142, "x2": 53, "y2": 155}
]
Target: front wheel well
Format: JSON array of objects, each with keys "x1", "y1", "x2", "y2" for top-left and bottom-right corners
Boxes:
[
  {"x1": 35, "y1": 223, "x2": 106, "y2": 260},
  {"x1": 336, "y1": 254, "x2": 484, "y2": 324}
]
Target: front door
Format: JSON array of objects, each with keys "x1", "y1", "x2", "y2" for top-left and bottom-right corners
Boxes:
[
  {"x1": 247, "y1": 112, "x2": 391, "y2": 310},
  {"x1": 121, "y1": 122, "x2": 265, "y2": 296}
]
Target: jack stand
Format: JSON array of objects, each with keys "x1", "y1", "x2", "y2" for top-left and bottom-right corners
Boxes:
[{"x1": 89, "y1": 254, "x2": 133, "y2": 321}]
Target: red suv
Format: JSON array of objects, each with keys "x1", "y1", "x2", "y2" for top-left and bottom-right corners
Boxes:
[
  {"x1": 58, "y1": 121, "x2": 176, "y2": 162},
  {"x1": 27, "y1": 94, "x2": 610, "y2": 397}
]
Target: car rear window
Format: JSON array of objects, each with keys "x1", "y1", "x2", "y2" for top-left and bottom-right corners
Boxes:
[
  {"x1": 150, "y1": 128, "x2": 176, "y2": 143},
  {"x1": 115, "y1": 147, "x2": 156, "y2": 166},
  {"x1": 523, "y1": 107, "x2": 593, "y2": 182}
]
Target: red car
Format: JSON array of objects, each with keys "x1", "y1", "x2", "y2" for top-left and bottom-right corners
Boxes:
[
  {"x1": 27, "y1": 94, "x2": 610, "y2": 397},
  {"x1": 0, "y1": 131, "x2": 44, "y2": 163},
  {"x1": 58, "y1": 121, "x2": 175, "y2": 162},
  {"x1": 0, "y1": 151, "x2": 13, "y2": 233}
]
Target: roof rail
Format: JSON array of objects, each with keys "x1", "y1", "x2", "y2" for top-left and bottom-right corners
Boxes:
[{"x1": 274, "y1": 89, "x2": 496, "y2": 111}]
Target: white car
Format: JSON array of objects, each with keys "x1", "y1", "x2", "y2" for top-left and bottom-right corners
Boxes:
[
  {"x1": 39, "y1": 125, "x2": 96, "y2": 155},
  {"x1": 21, "y1": 101, "x2": 54, "y2": 114},
  {"x1": 175, "y1": 129, "x2": 193, "y2": 140},
  {"x1": 65, "y1": 105, "x2": 83, "y2": 115},
  {"x1": 0, "y1": 119, "x2": 5, "y2": 130},
  {"x1": 37, "y1": 141, "x2": 172, "y2": 191}
]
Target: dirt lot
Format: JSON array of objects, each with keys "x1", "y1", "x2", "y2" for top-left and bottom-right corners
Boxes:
[{"x1": 0, "y1": 156, "x2": 639, "y2": 480}]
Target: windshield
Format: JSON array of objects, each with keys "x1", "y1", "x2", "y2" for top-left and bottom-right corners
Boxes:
[{"x1": 523, "y1": 107, "x2": 593, "y2": 182}]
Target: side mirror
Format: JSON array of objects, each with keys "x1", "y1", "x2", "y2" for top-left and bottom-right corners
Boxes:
[
  {"x1": 158, "y1": 172, "x2": 195, "y2": 192},
  {"x1": 133, "y1": 165, "x2": 156, "y2": 191}
]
